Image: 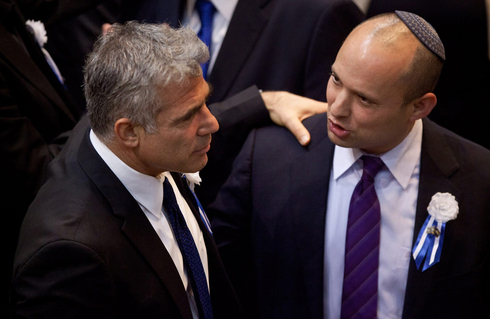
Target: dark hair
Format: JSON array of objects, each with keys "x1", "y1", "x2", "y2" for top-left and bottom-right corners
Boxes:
[
  {"x1": 362, "y1": 13, "x2": 444, "y2": 105},
  {"x1": 399, "y1": 44, "x2": 444, "y2": 105}
]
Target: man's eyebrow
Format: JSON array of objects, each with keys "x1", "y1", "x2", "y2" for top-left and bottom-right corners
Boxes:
[
  {"x1": 330, "y1": 66, "x2": 378, "y2": 104},
  {"x1": 353, "y1": 86, "x2": 379, "y2": 105},
  {"x1": 174, "y1": 83, "x2": 212, "y2": 123},
  {"x1": 207, "y1": 82, "x2": 214, "y2": 101}
]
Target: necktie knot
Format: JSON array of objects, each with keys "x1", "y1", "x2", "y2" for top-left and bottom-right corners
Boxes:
[
  {"x1": 361, "y1": 155, "x2": 385, "y2": 181},
  {"x1": 195, "y1": 0, "x2": 215, "y2": 46},
  {"x1": 195, "y1": 0, "x2": 215, "y2": 79},
  {"x1": 196, "y1": 0, "x2": 216, "y2": 18}
]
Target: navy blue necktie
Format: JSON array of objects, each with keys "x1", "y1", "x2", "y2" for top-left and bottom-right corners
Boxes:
[
  {"x1": 341, "y1": 156, "x2": 385, "y2": 319},
  {"x1": 163, "y1": 177, "x2": 213, "y2": 319},
  {"x1": 195, "y1": 0, "x2": 215, "y2": 79}
]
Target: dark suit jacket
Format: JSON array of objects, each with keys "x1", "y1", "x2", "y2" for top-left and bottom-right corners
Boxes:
[
  {"x1": 0, "y1": 0, "x2": 81, "y2": 212},
  {"x1": 10, "y1": 85, "x2": 272, "y2": 318},
  {"x1": 9, "y1": 121, "x2": 242, "y2": 318},
  {"x1": 210, "y1": 115, "x2": 490, "y2": 318},
  {"x1": 0, "y1": 1, "x2": 86, "y2": 312},
  {"x1": 367, "y1": 0, "x2": 490, "y2": 150},
  {"x1": 206, "y1": 0, "x2": 363, "y2": 104}
]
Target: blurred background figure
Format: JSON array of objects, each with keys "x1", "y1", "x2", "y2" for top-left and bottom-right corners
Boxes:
[
  {"x1": 1, "y1": 0, "x2": 102, "y2": 314},
  {"x1": 44, "y1": 0, "x2": 122, "y2": 110}
]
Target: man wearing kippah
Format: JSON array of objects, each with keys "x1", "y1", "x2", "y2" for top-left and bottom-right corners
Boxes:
[{"x1": 210, "y1": 11, "x2": 490, "y2": 319}]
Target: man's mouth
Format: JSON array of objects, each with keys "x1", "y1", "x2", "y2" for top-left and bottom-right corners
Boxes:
[
  {"x1": 328, "y1": 118, "x2": 350, "y2": 138},
  {"x1": 194, "y1": 144, "x2": 211, "y2": 154},
  {"x1": 194, "y1": 137, "x2": 212, "y2": 154}
]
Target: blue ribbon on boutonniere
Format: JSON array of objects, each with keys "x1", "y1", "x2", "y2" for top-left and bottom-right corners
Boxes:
[
  {"x1": 182, "y1": 172, "x2": 213, "y2": 235},
  {"x1": 25, "y1": 20, "x2": 65, "y2": 85},
  {"x1": 412, "y1": 192, "x2": 459, "y2": 271}
]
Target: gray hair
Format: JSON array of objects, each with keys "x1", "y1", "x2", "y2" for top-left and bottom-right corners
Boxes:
[{"x1": 84, "y1": 21, "x2": 209, "y2": 142}]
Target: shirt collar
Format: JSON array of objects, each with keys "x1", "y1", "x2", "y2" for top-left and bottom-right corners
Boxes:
[
  {"x1": 89, "y1": 130, "x2": 166, "y2": 219},
  {"x1": 185, "y1": 0, "x2": 238, "y2": 21},
  {"x1": 332, "y1": 119, "x2": 423, "y2": 189}
]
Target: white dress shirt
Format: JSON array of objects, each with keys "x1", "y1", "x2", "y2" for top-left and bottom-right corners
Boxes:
[
  {"x1": 90, "y1": 130, "x2": 209, "y2": 319},
  {"x1": 183, "y1": 0, "x2": 239, "y2": 76},
  {"x1": 324, "y1": 119, "x2": 423, "y2": 319}
]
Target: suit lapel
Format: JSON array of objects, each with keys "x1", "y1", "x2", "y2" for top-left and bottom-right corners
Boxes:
[
  {"x1": 77, "y1": 132, "x2": 193, "y2": 319},
  {"x1": 208, "y1": 0, "x2": 270, "y2": 102},
  {"x1": 288, "y1": 115, "x2": 334, "y2": 317},
  {"x1": 402, "y1": 118, "x2": 462, "y2": 318}
]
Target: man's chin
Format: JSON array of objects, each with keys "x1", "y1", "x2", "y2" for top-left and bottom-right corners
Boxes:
[
  {"x1": 328, "y1": 130, "x2": 348, "y2": 147},
  {"x1": 188, "y1": 155, "x2": 208, "y2": 173}
]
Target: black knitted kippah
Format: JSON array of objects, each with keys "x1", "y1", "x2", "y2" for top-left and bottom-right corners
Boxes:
[{"x1": 395, "y1": 10, "x2": 446, "y2": 60}]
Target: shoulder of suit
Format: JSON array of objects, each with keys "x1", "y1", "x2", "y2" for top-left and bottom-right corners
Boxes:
[{"x1": 423, "y1": 118, "x2": 490, "y2": 173}]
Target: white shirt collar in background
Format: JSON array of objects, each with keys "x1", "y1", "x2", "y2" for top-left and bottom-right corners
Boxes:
[
  {"x1": 183, "y1": 0, "x2": 239, "y2": 75},
  {"x1": 185, "y1": 0, "x2": 238, "y2": 22}
]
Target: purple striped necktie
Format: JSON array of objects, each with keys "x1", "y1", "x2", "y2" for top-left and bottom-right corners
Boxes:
[{"x1": 341, "y1": 155, "x2": 385, "y2": 319}]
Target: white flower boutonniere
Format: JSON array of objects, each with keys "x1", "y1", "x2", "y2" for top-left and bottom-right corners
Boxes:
[
  {"x1": 183, "y1": 172, "x2": 201, "y2": 192},
  {"x1": 412, "y1": 192, "x2": 459, "y2": 271},
  {"x1": 427, "y1": 192, "x2": 459, "y2": 222},
  {"x1": 25, "y1": 20, "x2": 48, "y2": 47},
  {"x1": 25, "y1": 20, "x2": 65, "y2": 84}
]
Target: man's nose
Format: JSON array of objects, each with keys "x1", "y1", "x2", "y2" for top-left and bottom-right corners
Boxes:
[
  {"x1": 197, "y1": 105, "x2": 219, "y2": 136},
  {"x1": 329, "y1": 89, "x2": 351, "y2": 118}
]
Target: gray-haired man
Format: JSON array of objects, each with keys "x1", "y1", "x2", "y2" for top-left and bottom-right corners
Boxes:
[{"x1": 10, "y1": 21, "x2": 326, "y2": 318}]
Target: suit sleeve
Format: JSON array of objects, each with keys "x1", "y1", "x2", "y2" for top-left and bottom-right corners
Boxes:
[
  {"x1": 197, "y1": 85, "x2": 270, "y2": 209},
  {"x1": 207, "y1": 129, "x2": 257, "y2": 317},
  {"x1": 304, "y1": 0, "x2": 365, "y2": 101},
  {"x1": 10, "y1": 240, "x2": 116, "y2": 318}
]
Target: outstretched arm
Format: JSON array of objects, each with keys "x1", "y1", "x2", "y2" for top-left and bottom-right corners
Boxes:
[{"x1": 261, "y1": 91, "x2": 327, "y2": 146}]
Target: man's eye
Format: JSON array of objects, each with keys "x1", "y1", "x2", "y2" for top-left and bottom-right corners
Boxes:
[
  {"x1": 330, "y1": 72, "x2": 340, "y2": 84},
  {"x1": 181, "y1": 113, "x2": 193, "y2": 122},
  {"x1": 358, "y1": 94, "x2": 370, "y2": 104}
]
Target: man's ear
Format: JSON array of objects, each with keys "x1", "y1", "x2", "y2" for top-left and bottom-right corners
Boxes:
[
  {"x1": 114, "y1": 118, "x2": 140, "y2": 148},
  {"x1": 410, "y1": 92, "x2": 437, "y2": 121}
]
